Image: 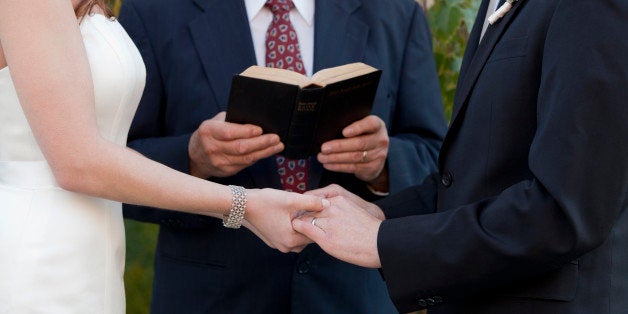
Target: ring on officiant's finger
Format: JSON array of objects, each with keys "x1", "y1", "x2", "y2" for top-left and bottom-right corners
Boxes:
[{"x1": 361, "y1": 150, "x2": 368, "y2": 163}]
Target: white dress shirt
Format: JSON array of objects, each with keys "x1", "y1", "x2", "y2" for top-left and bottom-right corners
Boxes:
[
  {"x1": 480, "y1": 0, "x2": 502, "y2": 42},
  {"x1": 245, "y1": 0, "x2": 315, "y2": 77}
]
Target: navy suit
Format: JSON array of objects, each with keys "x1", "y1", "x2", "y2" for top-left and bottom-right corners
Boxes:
[
  {"x1": 119, "y1": 0, "x2": 446, "y2": 312},
  {"x1": 376, "y1": 0, "x2": 628, "y2": 313}
]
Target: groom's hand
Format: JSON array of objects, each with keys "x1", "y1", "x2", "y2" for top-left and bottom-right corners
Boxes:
[
  {"x1": 307, "y1": 184, "x2": 386, "y2": 220},
  {"x1": 292, "y1": 195, "x2": 382, "y2": 268},
  {"x1": 189, "y1": 112, "x2": 284, "y2": 178}
]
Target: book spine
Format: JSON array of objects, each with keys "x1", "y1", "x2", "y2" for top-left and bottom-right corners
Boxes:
[{"x1": 282, "y1": 87, "x2": 324, "y2": 159}]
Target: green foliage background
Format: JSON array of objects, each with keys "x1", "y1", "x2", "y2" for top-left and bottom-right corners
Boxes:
[
  {"x1": 428, "y1": 0, "x2": 481, "y2": 119},
  {"x1": 107, "y1": 0, "x2": 482, "y2": 312}
]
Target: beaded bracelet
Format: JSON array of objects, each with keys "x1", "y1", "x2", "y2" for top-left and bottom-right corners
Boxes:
[{"x1": 223, "y1": 185, "x2": 247, "y2": 229}]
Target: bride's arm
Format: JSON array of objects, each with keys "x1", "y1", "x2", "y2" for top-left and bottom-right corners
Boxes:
[
  {"x1": 0, "y1": 0, "x2": 322, "y2": 252},
  {"x1": 0, "y1": 0, "x2": 234, "y2": 214}
]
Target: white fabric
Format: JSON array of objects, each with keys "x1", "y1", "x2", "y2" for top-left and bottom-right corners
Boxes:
[
  {"x1": 480, "y1": 0, "x2": 502, "y2": 42},
  {"x1": 0, "y1": 14, "x2": 145, "y2": 314},
  {"x1": 245, "y1": 0, "x2": 315, "y2": 77}
]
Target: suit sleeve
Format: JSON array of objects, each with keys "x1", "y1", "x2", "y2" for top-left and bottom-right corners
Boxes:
[
  {"x1": 376, "y1": 172, "x2": 439, "y2": 219},
  {"x1": 386, "y1": 3, "x2": 447, "y2": 194},
  {"x1": 377, "y1": 0, "x2": 628, "y2": 312},
  {"x1": 119, "y1": 1, "x2": 199, "y2": 225}
]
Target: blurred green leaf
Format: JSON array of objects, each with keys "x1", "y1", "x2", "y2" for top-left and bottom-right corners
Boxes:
[
  {"x1": 106, "y1": 0, "x2": 122, "y2": 16},
  {"x1": 427, "y1": 0, "x2": 481, "y2": 121},
  {"x1": 446, "y1": 7, "x2": 463, "y2": 38},
  {"x1": 124, "y1": 219, "x2": 158, "y2": 314}
]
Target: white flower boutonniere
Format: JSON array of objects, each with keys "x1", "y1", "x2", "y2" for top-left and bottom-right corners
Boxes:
[{"x1": 488, "y1": 0, "x2": 520, "y2": 25}]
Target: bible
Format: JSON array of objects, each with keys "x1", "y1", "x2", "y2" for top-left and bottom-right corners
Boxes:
[{"x1": 225, "y1": 62, "x2": 382, "y2": 159}]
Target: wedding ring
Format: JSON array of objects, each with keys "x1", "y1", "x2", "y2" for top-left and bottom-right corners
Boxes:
[
  {"x1": 361, "y1": 150, "x2": 368, "y2": 163},
  {"x1": 311, "y1": 217, "x2": 325, "y2": 232}
]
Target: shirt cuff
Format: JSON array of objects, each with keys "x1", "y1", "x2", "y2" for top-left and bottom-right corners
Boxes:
[{"x1": 366, "y1": 183, "x2": 390, "y2": 196}]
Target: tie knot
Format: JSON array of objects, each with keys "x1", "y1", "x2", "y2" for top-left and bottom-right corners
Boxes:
[{"x1": 265, "y1": 0, "x2": 294, "y2": 13}]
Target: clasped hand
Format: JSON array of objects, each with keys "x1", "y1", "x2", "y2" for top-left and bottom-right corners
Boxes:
[
  {"x1": 293, "y1": 184, "x2": 384, "y2": 268},
  {"x1": 191, "y1": 114, "x2": 386, "y2": 264},
  {"x1": 243, "y1": 185, "x2": 383, "y2": 268}
]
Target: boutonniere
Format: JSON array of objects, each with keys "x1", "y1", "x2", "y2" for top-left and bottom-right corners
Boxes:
[{"x1": 488, "y1": 0, "x2": 520, "y2": 25}]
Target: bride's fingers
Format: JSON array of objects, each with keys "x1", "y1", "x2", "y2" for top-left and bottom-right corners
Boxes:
[
  {"x1": 304, "y1": 184, "x2": 344, "y2": 198},
  {"x1": 289, "y1": 194, "x2": 330, "y2": 217},
  {"x1": 292, "y1": 215, "x2": 327, "y2": 243}
]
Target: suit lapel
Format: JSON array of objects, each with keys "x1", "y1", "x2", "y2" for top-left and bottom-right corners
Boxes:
[
  {"x1": 188, "y1": 0, "x2": 256, "y2": 111},
  {"x1": 449, "y1": 0, "x2": 524, "y2": 125},
  {"x1": 312, "y1": 0, "x2": 368, "y2": 72},
  {"x1": 189, "y1": 0, "x2": 283, "y2": 189},
  {"x1": 456, "y1": 0, "x2": 492, "y2": 92},
  {"x1": 439, "y1": 0, "x2": 524, "y2": 169}
]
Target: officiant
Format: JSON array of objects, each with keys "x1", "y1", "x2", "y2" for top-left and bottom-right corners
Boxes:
[{"x1": 118, "y1": 0, "x2": 447, "y2": 312}]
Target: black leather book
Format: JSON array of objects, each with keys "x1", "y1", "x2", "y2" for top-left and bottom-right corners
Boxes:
[{"x1": 226, "y1": 63, "x2": 381, "y2": 159}]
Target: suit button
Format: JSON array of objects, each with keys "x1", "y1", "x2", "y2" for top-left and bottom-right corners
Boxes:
[
  {"x1": 441, "y1": 172, "x2": 453, "y2": 187},
  {"x1": 297, "y1": 261, "x2": 310, "y2": 274},
  {"x1": 418, "y1": 299, "x2": 427, "y2": 308},
  {"x1": 426, "y1": 298, "x2": 435, "y2": 306}
]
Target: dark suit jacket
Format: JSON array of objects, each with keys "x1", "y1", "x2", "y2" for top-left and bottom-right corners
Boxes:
[
  {"x1": 376, "y1": 0, "x2": 628, "y2": 313},
  {"x1": 119, "y1": 0, "x2": 447, "y2": 313}
]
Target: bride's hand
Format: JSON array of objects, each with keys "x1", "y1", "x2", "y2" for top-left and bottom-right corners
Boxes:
[{"x1": 244, "y1": 188, "x2": 329, "y2": 253}]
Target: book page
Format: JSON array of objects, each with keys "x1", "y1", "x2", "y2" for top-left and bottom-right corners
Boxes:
[
  {"x1": 311, "y1": 62, "x2": 378, "y2": 87},
  {"x1": 240, "y1": 66, "x2": 312, "y2": 87}
]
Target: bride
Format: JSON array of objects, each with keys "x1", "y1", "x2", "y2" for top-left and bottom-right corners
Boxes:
[{"x1": 0, "y1": 0, "x2": 325, "y2": 312}]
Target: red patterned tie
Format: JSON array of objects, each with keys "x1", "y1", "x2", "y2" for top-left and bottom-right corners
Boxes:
[{"x1": 265, "y1": 0, "x2": 309, "y2": 193}]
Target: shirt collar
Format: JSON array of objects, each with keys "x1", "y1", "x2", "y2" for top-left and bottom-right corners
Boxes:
[{"x1": 245, "y1": 0, "x2": 314, "y2": 26}]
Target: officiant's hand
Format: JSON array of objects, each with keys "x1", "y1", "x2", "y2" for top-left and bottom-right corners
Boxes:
[
  {"x1": 189, "y1": 112, "x2": 284, "y2": 178},
  {"x1": 245, "y1": 188, "x2": 329, "y2": 253},
  {"x1": 318, "y1": 115, "x2": 389, "y2": 189}
]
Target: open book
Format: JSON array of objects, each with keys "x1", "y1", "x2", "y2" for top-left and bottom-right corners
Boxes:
[{"x1": 226, "y1": 62, "x2": 382, "y2": 159}]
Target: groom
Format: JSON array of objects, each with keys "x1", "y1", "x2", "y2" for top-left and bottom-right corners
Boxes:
[
  {"x1": 294, "y1": 0, "x2": 628, "y2": 313},
  {"x1": 119, "y1": 0, "x2": 446, "y2": 313}
]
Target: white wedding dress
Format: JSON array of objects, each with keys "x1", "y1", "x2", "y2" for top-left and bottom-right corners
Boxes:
[{"x1": 0, "y1": 14, "x2": 145, "y2": 313}]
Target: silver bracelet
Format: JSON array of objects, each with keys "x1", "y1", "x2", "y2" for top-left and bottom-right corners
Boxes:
[{"x1": 223, "y1": 185, "x2": 247, "y2": 229}]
